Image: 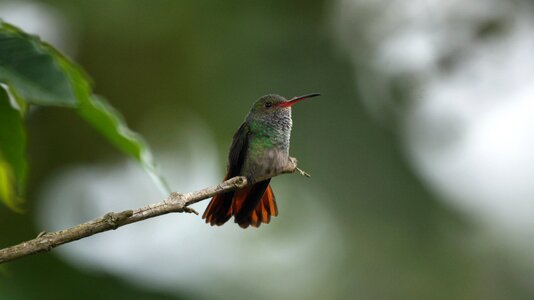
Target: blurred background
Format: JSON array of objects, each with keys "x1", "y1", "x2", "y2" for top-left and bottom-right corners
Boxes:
[{"x1": 1, "y1": 0, "x2": 534, "y2": 299}]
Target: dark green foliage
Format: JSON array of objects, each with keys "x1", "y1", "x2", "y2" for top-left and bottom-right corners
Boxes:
[
  {"x1": 0, "y1": 88, "x2": 26, "y2": 211},
  {"x1": 0, "y1": 22, "x2": 76, "y2": 106},
  {"x1": 0, "y1": 20, "x2": 167, "y2": 210}
]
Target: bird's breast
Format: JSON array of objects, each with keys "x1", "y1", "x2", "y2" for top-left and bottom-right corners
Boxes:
[{"x1": 242, "y1": 136, "x2": 290, "y2": 179}]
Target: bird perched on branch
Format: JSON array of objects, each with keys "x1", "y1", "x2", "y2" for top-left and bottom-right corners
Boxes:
[{"x1": 203, "y1": 93, "x2": 320, "y2": 228}]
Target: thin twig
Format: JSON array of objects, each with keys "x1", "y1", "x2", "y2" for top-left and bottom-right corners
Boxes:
[{"x1": 0, "y1": 160, "x2": 308, "y2": 264}]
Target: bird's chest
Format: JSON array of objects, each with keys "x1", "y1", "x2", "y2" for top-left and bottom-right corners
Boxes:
[{"x1": 242, "y1": 135, "x2": 290, "y2": 178}]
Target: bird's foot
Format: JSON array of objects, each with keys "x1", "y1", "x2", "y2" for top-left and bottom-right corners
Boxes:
[{"x1": 288, "y1": 156, "x2": 298, "y2": 169}]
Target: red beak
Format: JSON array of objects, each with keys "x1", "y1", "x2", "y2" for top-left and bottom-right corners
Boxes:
[{"x1": 278, "y1": 93, "x2": 321, "y2": 108}]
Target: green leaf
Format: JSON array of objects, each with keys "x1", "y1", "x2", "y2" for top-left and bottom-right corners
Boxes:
[
  {"x1": 0, "y1": 21, "x2": 169, "y2": 195},
  {"x1": 78, "y1": 95, "x2": 170, "y2": 193},
  {"x1": 0, "y1": 21, "x2": 77, "y2": 106},
  {"x1": 0, "y1": 88, "x2": 26, "y2": 211},
  {"x1": 57, "y1": 55, "x2": 170, "y2": 194}
]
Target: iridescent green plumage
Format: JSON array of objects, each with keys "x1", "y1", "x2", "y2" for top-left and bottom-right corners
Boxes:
[{"x1": 203, "y1": 93, "x2": 320, "y2": 228}]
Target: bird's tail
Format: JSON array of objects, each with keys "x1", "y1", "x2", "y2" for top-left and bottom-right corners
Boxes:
[{"x1": 202, "y1": 179, "x2": 278, "y2": 228}]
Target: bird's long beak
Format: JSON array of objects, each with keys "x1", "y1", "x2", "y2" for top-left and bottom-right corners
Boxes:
[{"x1": 278, "y1": 93, "x2": 321, "y2": 107}]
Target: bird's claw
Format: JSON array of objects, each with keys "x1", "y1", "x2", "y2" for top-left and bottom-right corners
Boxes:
[{"x1": 289, "y1": 156, "x2": 298, "y2": 168}]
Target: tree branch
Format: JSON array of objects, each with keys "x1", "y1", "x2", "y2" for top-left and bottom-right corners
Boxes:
[{"x1": 0, "y1": 159, "x2": 307, "y2": 264}]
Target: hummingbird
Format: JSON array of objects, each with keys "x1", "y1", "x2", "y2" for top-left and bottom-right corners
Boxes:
[{"x1": 203, "y1": 93, "x2": 320, "y2": 228}]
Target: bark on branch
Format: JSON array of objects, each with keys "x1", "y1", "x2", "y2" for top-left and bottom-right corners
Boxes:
[{"x1": 0, "y1": 159, "x2": 309, "y2": 264}]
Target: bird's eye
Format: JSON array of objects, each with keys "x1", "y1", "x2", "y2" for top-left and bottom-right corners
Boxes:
[{"x1": 265, "y1": 102, "x2": 273, "y2": 108}]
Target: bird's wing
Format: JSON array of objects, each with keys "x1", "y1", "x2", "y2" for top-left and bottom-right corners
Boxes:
[
  {"x1": 203, "y1": 121, "x2": 278, "y2": 228},
  {"x1": 202, "y1": 122, "x2": 250, "y2": 225},
  {"x1": 227, "y1": 121, "x2": 250, "y2": 178}
]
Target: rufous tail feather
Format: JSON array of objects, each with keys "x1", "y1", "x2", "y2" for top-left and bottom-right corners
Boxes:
[{"x1": 203, "y1": 180, "x2": 277, "y2": 228}]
